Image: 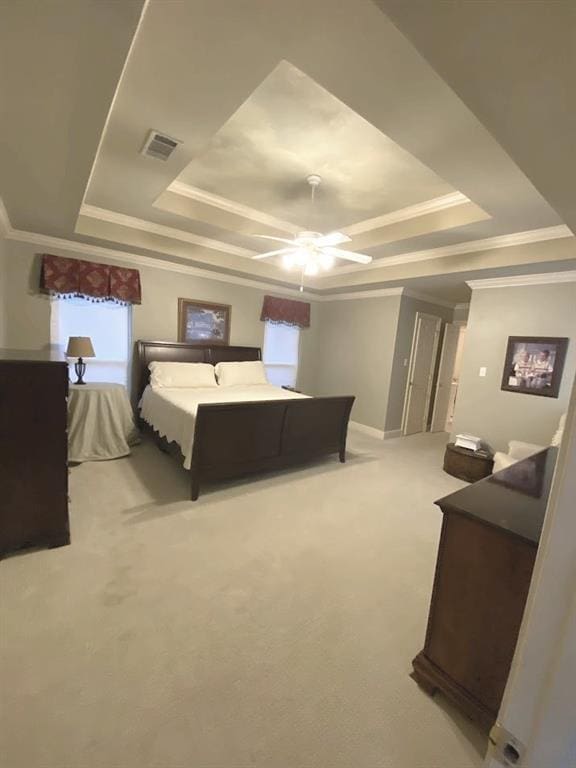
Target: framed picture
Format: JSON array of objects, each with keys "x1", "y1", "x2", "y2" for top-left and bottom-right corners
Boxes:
[
  {"x1": 178, "y1": 298, "x2": 231, "y2": 345},
  {"x1": 500, "y1": 336, "x2": 568, "y2": 398}
]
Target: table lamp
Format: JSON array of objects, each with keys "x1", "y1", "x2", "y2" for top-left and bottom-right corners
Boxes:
[{"x1": 66, "y1": 336, "x2": 95, "y2": 385}]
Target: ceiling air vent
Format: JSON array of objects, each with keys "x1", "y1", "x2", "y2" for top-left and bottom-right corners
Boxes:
[{"x1": 141, "y1": 129, "x2": 181, "y2": 161}]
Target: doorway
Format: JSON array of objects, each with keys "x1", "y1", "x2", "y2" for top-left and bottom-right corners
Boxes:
[
  {"x1": 431, "y1": 323, "x2": 467, "y2": 433},
  {"x1": 402, "y1": 312, "x2": 442, "y2": 436}
]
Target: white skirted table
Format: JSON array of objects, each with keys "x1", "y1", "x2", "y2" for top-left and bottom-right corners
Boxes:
[{"x1": 68, "y1": 382, "x2": 139, "y2": 463}]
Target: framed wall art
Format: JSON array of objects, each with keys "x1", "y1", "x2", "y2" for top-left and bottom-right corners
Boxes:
[
  {"x1": 178, "y1": 298, "x2": 231, "y2": 345},
  {"x1": 500, "y1": 336, "x2": 568, "y2": 398}
]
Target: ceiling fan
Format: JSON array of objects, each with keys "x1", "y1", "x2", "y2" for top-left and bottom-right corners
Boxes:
[{"x1": 251, "y1": 175, "x2": 372, "y2": 286}]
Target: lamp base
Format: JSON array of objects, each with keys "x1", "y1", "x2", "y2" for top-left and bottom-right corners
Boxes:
[{"x1": 74, "y1": 357, "x2": 87, "y2": 385}]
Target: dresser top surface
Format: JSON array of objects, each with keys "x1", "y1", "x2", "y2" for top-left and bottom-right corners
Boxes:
[
  {"x1": 0, "y1": 349, "x2": 65, "y2": 364},
  {"x1": 436, "y1": 447, "x2": 557, "y2": 545}
]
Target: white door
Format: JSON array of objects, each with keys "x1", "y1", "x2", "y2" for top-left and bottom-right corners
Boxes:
[
  {"x1": 430, "y1": 323, "x2": 461, "y2": 432},
  {"x1": 402, "y1": 313, "x2": 442, "y2": 435}
]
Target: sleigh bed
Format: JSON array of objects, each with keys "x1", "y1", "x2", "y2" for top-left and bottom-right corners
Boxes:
[{"x1": 136, "y1": 341, "x2": 354, "y2": 500}]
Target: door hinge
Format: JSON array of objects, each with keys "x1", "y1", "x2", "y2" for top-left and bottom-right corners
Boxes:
[{"x1": 489, "y1": 723, "x2": 526, "y2": 766}]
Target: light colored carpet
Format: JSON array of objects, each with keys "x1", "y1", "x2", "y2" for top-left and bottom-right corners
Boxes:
[{"x1": 0, "y1": 431, "x2": 487, "y2": 768}]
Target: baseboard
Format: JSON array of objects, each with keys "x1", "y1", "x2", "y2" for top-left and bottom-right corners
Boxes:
[
  {"x1": 383, "y1": 429, "x2": 403, "y2": 440},
  {"x1": 349, "y1": 421, "x2": 385, "y2": 440}
]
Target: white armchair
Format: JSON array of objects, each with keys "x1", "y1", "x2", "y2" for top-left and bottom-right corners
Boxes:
[{"x1": 492, "y1": 414, "x2": 566, "y2": 473}]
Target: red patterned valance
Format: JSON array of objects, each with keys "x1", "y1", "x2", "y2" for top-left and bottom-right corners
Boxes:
[
  {"x1": 260, "y1": 295, "x2": 310, "y2": 328},
  {"x1": 40, "y1": 254, "x2": 141, "y2": 305}
]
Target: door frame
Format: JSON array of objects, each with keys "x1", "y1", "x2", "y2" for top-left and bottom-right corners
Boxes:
[
  {"x1": 430, "y1": 321, "x2": 463, "y2": 433},
  {"x1": 401, "y1": 312, "x2": 442, "y2": 436}
]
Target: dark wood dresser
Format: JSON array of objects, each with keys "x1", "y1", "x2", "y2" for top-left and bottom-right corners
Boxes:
[
  {"x1": 0, "y1": 354, "x2": 70, "y2": 558},
  {"x1": 412, "y1": 448, "x2": 554, "y2": 731}
]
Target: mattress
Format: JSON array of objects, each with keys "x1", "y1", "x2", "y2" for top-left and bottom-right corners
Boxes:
[{"x1": 139, "y1": 384, "x2": 308, "y2": 469}]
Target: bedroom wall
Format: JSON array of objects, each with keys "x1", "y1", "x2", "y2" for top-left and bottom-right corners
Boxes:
[
  {"x1": 384, "y1": 295, "x2": 454, "y2": 434},
  {"x1": 313, "y1": 294, "x2": 402, "y2": 432},
  {"x1": 451, "y1": 281, "x2": 576, "y2": 451},
  {"x1": 1, "y1": 239, "x2": 319, "y2": 393}
]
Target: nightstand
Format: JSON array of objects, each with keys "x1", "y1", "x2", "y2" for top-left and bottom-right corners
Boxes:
[
  {"x1": 443, "y1": 442, "x2": 494, "y2": 483},
  {"x1": 68, "y1": 382, "x2": 139, "y2": 462}
]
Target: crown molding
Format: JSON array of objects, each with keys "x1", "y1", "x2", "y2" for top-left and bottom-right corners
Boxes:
[
  {"x1": 167, "y1": 181, "x2": 302, "y2": 235},
  {"x1": 467, "y1": 271, "x2": 576, "y2": 290},
  {"x1": 318, "y1": 287, "x2": 404, "y2": 302},
  {"x1": 5, "y1": 226, "x2": 319, "y2": 300},
  {"x1": 322, "y1": 224, "x2": 574, "y2": 277},
  {"x1": 402, "y1": 288, "x2": 457, "y2": 309},
  {"x1": 343, "y1": 191, "x2": 470, "y2": 236},
  {"x1": 79, "y1": 204, "x2": 257, "y2": 259},
  {"x1": 0, "y1": 198, "x2": 12, "y2": 238},
  {"x1": 79, "y1": 202, "x2": 573, "y2": 279}
]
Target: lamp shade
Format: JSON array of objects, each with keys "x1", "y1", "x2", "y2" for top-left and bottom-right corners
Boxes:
[{"x1": 66, "y1": 336, "x2": 95, "y2": 358}]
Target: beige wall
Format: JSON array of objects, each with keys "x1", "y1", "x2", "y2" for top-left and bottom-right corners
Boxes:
[
  {"x1": 313, "y1": 295, "x2": 402, "y2": 431},
  {"x1": 2, "y1": 239, "x2": 319, "y2": 394},
  {"x1": 451, "y1": 282, "x2": 576, "y2": 451}
]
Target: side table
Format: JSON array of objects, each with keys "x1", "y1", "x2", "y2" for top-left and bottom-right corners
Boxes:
[
  {"x1": 68, "y1": 382, "x2": 139, "y2": 463},
  {"x1": 443, "y1": 442, "x2": 494, "y2": 483}
]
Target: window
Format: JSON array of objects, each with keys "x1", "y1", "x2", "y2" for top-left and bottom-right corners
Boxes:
[
  {"x1": 263, "y1": 321, "x2": 300, "y2": 387},
  {"x1": 50, "y1": 296, "x2": 131, "y2": 386}
]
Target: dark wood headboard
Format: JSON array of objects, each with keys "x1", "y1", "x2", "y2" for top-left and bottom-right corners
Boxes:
[{"x1": 135, "y1": 340, "x2": 262, "y2": 398}]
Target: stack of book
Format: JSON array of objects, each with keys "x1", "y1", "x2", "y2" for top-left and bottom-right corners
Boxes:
[{"x1": 455, "y1": 434, "x2": 482, "y2": 452}]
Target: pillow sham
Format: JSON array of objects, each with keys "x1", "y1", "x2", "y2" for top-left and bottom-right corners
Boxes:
[
  {"x1": 215, "y1": 360, "x2": 268, "y2": 387},
  {"x1": 149, "y1": 361, "x2": 217, "y2": 389}
]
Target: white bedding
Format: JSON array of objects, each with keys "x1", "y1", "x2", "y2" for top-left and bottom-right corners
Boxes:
[{"x1": 139, "y1": 384, "x2": 308, "y2": 469}]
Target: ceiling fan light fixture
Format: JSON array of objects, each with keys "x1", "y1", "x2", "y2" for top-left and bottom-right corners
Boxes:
[
  {"x1": 304, "y1": 260, "x2": 319, "y2": 276},
  {"x1": 251, "y1": 175, "x2": 372, "y2": 286},
  {"x1": 319, "y1": 251, "x2": 335, "y2": 270},
  {"x1": 294, "y1": 247, "x2": 308, "y2": 267}
]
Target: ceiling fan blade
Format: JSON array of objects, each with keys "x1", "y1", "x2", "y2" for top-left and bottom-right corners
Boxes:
[
  {"x1": 315, "y1": 231, "x2": 351, "y2": 247},
  {"x1": 256, "y1": 235, "x2": 296, "y2": 245},
  {"x1": 251, "y1": 248, "x2": 293, "y2": 260},
  {"x1": 323, "y1": 246, "x2": 372, "y2": 265}
]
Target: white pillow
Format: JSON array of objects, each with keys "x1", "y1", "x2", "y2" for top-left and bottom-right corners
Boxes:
[
  {"x1": 215, "y1": 361, "x2": 268, "y2": 387},
  {"x1": 149, "y1": 361, "x2": 217, "y2": 388}
]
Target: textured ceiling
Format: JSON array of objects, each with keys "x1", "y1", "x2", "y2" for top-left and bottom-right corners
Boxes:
[
  {"x1": 177, "y1": 61, "x2": 455, "y2": 229},
  {"x1": 1, "y1": 0, "x2": 574, "y2": 302}
]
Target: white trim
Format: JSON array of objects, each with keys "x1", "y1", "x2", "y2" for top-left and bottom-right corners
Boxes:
[
  {"x1": 319, "y1": 287, "x2": 403, "y2": 302},
  {"x1": 320, "y1": 225, "x2": 574, "y2": 276},
  {"x1": 349, "y1": 421, "x2": 385, "y2": 440},
  {"x1": 383, "y1": 428, "x2": 403, "y2": 440},
  {"x1": 80, "y1": 204, "x2": 257, "y2": 258},
  {"x1": 402, "y1": 288, "x2": 456, "y2": 309},
  {"x1": 3, "y1": 197, "x2": 574, "y2": 305},
  {"x1": 167, "y1": 181, "x2": 302, "y2": 235},
  {"x1": 467, "y1": 271, "x2": 576, "y2": 289},
  {"x1": 343, "y1": 192, "x2": 470, "y2": 236},
  {"x1": 6, "y1": 227, "x2": 319, "y2": 300},
  {"x1": 0, "y1": 197, "x2": 11, "y2": 237}
]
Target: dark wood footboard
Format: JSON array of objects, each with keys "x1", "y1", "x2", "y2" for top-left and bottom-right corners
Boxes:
[{"x1": 189, "y1": 396, "x2": 355, "y2": 500}]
